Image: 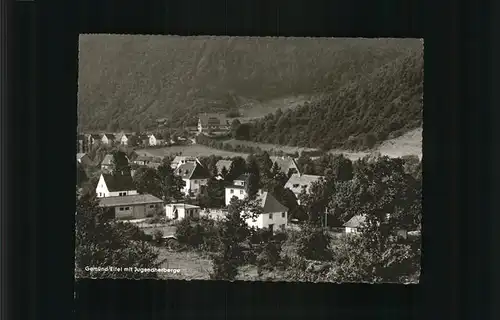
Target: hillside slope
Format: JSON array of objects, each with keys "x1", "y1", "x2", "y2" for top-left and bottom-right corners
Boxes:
[
  {"x1": 245, "y1": 47, "x2": 423, "y2": 150},
  {"x1": 78, "y1": 35, "x2": 422, "y2": 131}
]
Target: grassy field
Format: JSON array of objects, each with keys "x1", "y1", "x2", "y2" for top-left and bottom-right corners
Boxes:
[
  {"x1": 222, "y1": 139, "x2": 318, "y2": 154},
  {"x1": 235, "y1": 95, "x2": 312, "y2": 123},
  {"x1": 135, "y1": 145, "x2": 248, "y2": 158}
]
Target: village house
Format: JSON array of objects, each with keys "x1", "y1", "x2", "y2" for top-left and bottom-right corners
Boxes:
[
  {"x1": 225, "y1": 173, "x2": 250, "y2": 206},
  {"x1": 133, "y1": 155, "x2": 154, "y2": 166},
  {"x1": 149, "y1": 134, "x2": 165, "y2": 146},
  {"x1": 174, "y1": 161, "x2": 211, "y2": 197},
  {"x1": 215, "y1": 159, "x2": 233, "y2": 179},
  {"x1": 99, "y1": 194, "x2": 163, "y2": 220},
  {"x1": 284, "y1": 173, "x2": 324, "y2": 204},
  {"x1": 76, "y1": 153, "x2": 92, "y2": 166},
  {"x1": 270, "y1": 156, "x2": 301, "y2": 175},
  {"x1": 165, "y1": 203, "x2": 201, "y2": 220},
  {"x1": 101, "y1": 133, "x2": 116, "y2": 145},
  {"x1": 171, "y1": 156, "x2": 199, "y2": 169},
  {"x1": 95, "y1": 172, "x2": 138, "y2": 198},
  {"x1": 242, "y1": 191, "x2": 288, "y2": 232},
  {"x1": 343, "y1": 214, "x2": 408, "y2": 239},
  {"x1": 85, "y1": 133, "x2": 102, "y2": 149},
  {"x1": 120, "y1": 133, "x2": 133, "y2": 146},
  {"x1": 198, "y1": 113, "x2": 230, "y2": 134}
]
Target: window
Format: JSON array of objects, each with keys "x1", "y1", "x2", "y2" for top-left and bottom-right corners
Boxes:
[
  {"x1": 280, "y1": 224, "x2": 285, "y2": 231},
  {"x1": 125, "y1": 207, "x2": 130, "y2": 210},
  {"x1": 269, "y1": 213, "x2": 273, "y2": 220},
  {"x1": 282, "y1": 212, "x2": 285, "y2": 218},
  {"x1": 149, "y1": 205, "x2": 155, "y2": 208},
  {"x1": 119, "y1": 207, "x2": 124, "y2": 211},
  {"x1": 268, "y1": 224, "x2": 274, "y2": 232},
  {"x1": 293, "y1": 184, "x2": 299, "y2": 188},
  {"x1": 239, "y1": 190, "x2": 243, "y2": 195},
  {"x1": 230, "y1": 189, "x2": 234, "y2": 194}
]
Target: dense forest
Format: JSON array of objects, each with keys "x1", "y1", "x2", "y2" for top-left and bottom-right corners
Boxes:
[
  {"x1": 241, "y1": 48, "x2": 423, "y2": 150},
  {"x1": 78, "y1": 35, "x2": 422, "y2": 133}
]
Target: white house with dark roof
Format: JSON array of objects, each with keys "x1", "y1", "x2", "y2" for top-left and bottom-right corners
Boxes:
[
  {"x1": 271, "y1": 156, "x2": 301, "y2": 175},
  {"x1": 284, "y1": 173, "x2": 324, "y2": 204},
  {"x1": 99, "y1": 194, "x2": 163, "y2": 220},
  {"x1": 164, "y1": 203, "x2": 201, "y2": 220},
  {"x1": 96, "y1": 173, "x2": 138, "y2": 198},
  {"x1": 225, "y1": 173, "x2": 250, "y2": 206},
  {"x1": 243, "y1": 191, "x2": 288, "y2": 232},
  {"x1": 101, "y1": 133, "x2": 116, "y2": 145},
  {"x1": 174, "y1": 162, "x2": 211, "y2": 196}
]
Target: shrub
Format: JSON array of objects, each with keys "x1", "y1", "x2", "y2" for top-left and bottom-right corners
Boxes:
[{"x1": 296, "y1": 224, "x2": 332, "y2": 261}]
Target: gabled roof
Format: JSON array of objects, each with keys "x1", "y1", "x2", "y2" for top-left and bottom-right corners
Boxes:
[
  {"x1": 216, "y1": 160, "x2": 233, "y2": 173},
  {"x1": 102, "y1": 134, "x2": 115, "y2": 140},
  {"x1": 285, "y1": 174, "x2": 324, "y2": 194},
  {"x1": 101, "y1": 154, "x2": 114, "y2": 166},
  {"x1": 199, "y1": 113, "x2": 229, "y2": 126},
  {"x1": 175, "y1": 162, "x2": 211, "y2": 180},
  {"x1": 256, "y1": 192, "x2": 288, "y2": 213},
  {"x1": 98, "y1": 194, "x2": 162, "y2": 207},
  {"x1": 101, "y1": 173, "x2": 136, "y2": 192},
  {"x1": 76, "y1": 153, "x2": 88, "y2": 160},
  {"x1": 343, "y1": 215, "x2": 366, "y2": 228},
  {"x1": 270, "y1": 156, "x2": 300, "y2": 174}
]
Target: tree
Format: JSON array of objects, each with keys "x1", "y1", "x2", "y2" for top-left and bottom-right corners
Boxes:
[
  {"x1": 298, "y1": 176, "x2": 334, "y2": 226},
  {"x1": 198, "y1": 177, "x2": 225, "y2": 208},
  {"x1": 77, "y1": 162, "x2": 88, "y2": 187},
  {"x1": 220, "y1": 166, "x2": 229, "y2": 180},
  {"x1": 256, "y1": 151, "x2": 273, "y2": 179},
  {"x1": 156, "y1": 158, "x2": 185, "y2": 202},
  {"x1": 75, "y1": 194, "x2": 161, "y2": 279},
  {"x1": 226, "y1": 156, "x2": 246, "y2": 182},
  {"x1": 230, "y1": 119, "x2": 242, "y2": 139},
  {"x1": 210, "y1": 199, "x2": 252, "y2": 280},
  {"x1": 111, "y1": 150, "x2": 131, "y2": 175},
  {"x1": 133, "y1": 167, "x2": 162, "y2": 198},
  {"x1": 245, "y1": 155, "x2": 261, "y2": 199},
  {"x1": 296, "y1": 223, "x2": 332, "y2": 261}
]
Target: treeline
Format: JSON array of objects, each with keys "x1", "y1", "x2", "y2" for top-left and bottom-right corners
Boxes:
[
  {"x1": 78, "y1": 35, "x2": 422, "y2": 131},
  {"x1": 233, "y1": 48, "x2": 423, "y2": 151}
]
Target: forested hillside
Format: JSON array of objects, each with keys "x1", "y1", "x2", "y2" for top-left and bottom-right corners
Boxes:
[
  {"x1": 243, "y1": 47, "x2": 423, "y2": 150},
  {"x1": 78, "y1": 35, "x2": 422, "y2": 132}
]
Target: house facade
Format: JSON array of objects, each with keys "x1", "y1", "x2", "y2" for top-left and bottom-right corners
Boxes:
[
  {"x1": 120, "y1": 134, "x2": 132, "y2": 145},
  {"x1": 165, "y1": 203, "x2": 201, "y2": 220},
  {"x1": 284, "y1": 173, "x2": 324, "y2": 204},
  {"x1": 225, "y1": 173, "x2": 250, "y2": 206},
  {"x1": 101, "y1": 134, "x2": 116, "y2": 145},
  {"x1": 198, "y1": 113, "x2": 230, "y2": 133},
  {"x1": 174, "y1": 162, "x2": 211, "y2": 196},
  {"x1": 133, "y1": 155, "x2": 154, "y2": 166},
  {"x1": 271, "y1": 156, "x2": 301, "y2": 175},
  {"x1": 149, "y1": 134, "x2": 165, "y2": 146},
  {"x1": 96, "y1": 173, "x2": 138, "y2": 198},
  {"x1": 242, "y1": 191, "x2": 288, "y2": 232},
  {"x1": 343, "y1": 214, "x2": 408, "y2": 238},
  {"x1": 98, "y1": 194, "x2": 163, "y2": 220}
]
